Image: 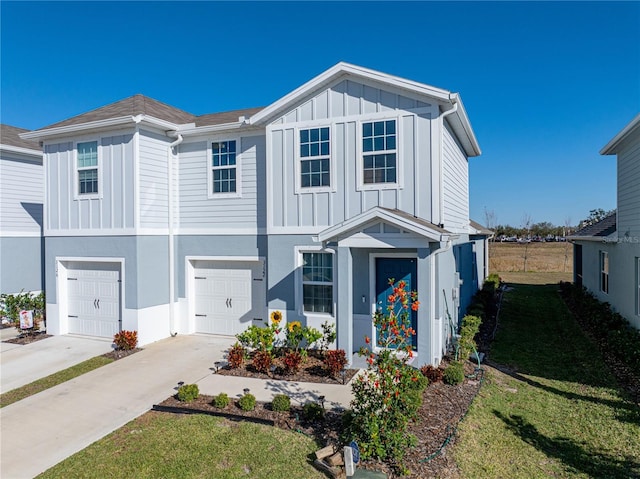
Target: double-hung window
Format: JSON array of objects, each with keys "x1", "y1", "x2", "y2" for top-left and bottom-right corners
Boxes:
[
  {"x1": 77, "y1": 141, "x2": 99, "y2": 195},
  {"x1": 600, "y1": 250, "x2": 609, "y2": 294},
  {"x1": 302, "y1": 252, "x2": 333, "y2": 314},
  {"x1": 300, "y1": 127, "x2": 330, "y2": 188},
  {"x1": 211, "y1": 140, "x2": 237, "y2": 195},
  {"x1": 362, "y1": 120, "x2": 397, "y2": 184}
]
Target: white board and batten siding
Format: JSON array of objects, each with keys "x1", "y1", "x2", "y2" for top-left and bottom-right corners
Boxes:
[
  {"x1": 192, "y1": 260, "x2": 265, "y2": 336},
  {"x1": 442, "y1": 123, "x2": 469, "y2": 233},
  {"x1": 0, "y1": 152, "x2": 43, "y2": 236},
  {"x1": 66, "y1": 261, "x2": 121, "y2": 338},
  {"x1": 44, "y1": 132, "x2": 136, "y2": 234},
  {"x1": 178, "y1": 135, "x2": 266, "y2": 232},
  {"x1": 268, "y1": 79, "x2": 438, "y2": 231},
  {"x1": 138, "y1": 129, "x2": 170, "y2": 229},
  {"x1": 616, "y1": 127, "x2": 640, "y2": 237}
]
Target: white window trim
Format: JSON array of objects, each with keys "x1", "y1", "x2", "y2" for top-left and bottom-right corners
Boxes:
[
  {"x1": 73, "y1": 138, "x2": 102, "y2": 200},
  {"x1": 207, "y1": 137, "x2": 242, "y2": 199},
  {"x1": 294, "y1": 125, "x2": 335, "y2": 194},
  {"x1": 600, "y1": 250, "x2": 609, "y2": 294},
  {"x1": 356, "y1": 117, "x2": 403, "y2": 191},
  {"x1": 294, "y1": 245, "x2": 335, "y2": 318}
]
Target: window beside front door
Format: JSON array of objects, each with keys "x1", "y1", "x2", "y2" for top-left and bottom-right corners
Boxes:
[{"x1": 301, "y1": 252, "x2": 333, "y2": 314}]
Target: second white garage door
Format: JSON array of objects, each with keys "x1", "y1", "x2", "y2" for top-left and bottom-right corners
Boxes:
[{"x1": 194, "y1": 260, "x2": 264, "y2": 335}]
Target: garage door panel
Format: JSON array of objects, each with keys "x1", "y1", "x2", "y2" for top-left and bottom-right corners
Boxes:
[
  {"x1": 66, "y1": 263, "x2": 121, "y2": 339},
  {"x1": 194, "y1": 261, "x2": 264, "y2": 336}
]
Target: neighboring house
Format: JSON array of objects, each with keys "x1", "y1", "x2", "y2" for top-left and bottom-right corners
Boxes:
[
  {"x1": 0, "y1": 124, "x2": 44, "y2": 294},
  {"x1": 21, "y1": 62, "x2": 489, "y2": 365},
  {"x1": 572, "y1": 113, "x2": 640, "y2": 330}
]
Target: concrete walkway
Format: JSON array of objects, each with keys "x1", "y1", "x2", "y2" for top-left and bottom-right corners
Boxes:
[{"x1": 0, "y1": 334, "x2": 356, "y2": 479}]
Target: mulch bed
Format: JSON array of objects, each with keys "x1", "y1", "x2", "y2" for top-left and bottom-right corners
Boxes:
[
  {"x1": 217, "y1": 352, "x2": 360, "y2": 385},
  {"x1": 102, "y1": 348, "x2": 142, "y2": 361},
  {"x1": 3, "y1": 332, "x2": 52, "y2": 345}
]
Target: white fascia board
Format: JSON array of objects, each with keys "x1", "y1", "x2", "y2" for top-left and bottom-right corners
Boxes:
[
  {"x1": 250, "y1": 62, "x2": 452, "y2": 126},
  {"x1": 175, "y1": 122, "x2": 262, "y2": 137},
  {"x1": 20, "y1": 116, "x2": 138, "y2": 140},
  {"x1": 317, "y1": 206, "x2": 447, "y2": 243},
  {"x1": 0, "y1": 144, "x2": 42, "y2": 157},
  {"x1": 600, "y1": 113, "x2": 640, "y2": 155},
  {"x1": 136, "y1": 115, "x2": 182, "y2": 132}
]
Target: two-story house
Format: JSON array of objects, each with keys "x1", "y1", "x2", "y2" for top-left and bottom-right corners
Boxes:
[
  {"x1": 21, "y1": 63, "x2": 487, "y2": 366},
  {"x1": 572, "y1": 114, "x2": 640, "y2": 330},
  {"x1": 0, "y1": 124, "x2": 44, "y2": 294}
]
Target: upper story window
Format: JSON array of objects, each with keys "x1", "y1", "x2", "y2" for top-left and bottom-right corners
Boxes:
[
  {"x1": 211, "y1": 140, "x2": 238, "y2": 195},
  {"x1": 300, "y1": 127, "x2": 330, "y2": 188},
  {"x1": 77, "y1": 141, "x2": 99, "y2": 196},
  {"x1": 302, "y1": 252, "x2": 333, "y2": 314},
  {"x1": 600, "y1": 250, "x2": 609, "y2": 294},
  {"x1": 362, "y1": 120, "x2": 396, "y2": 184}
]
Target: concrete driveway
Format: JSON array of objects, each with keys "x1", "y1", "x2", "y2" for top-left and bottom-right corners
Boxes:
[
  {"x1": 1, "y1": 334, "x2": 234, "y2": 479},
  {"x1": 1, "y1": 331, "x2": 113, "y2": 393}
]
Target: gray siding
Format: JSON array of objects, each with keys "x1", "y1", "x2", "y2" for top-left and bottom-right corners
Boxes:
[
  {"x1": 45, "y1": 132, "x2": 135, "y2": 232},
  {"x1": 45, "y1": 235, "x2": 169, "y2": 309},
  {"x1": 442, "y1": 122, "x2": 469, "y2": 232},
  {"x1": 178, "y1": 135, "x2": 265, "y2": 230},
  {"x1": 269, "y1": 80, "x2": 436, "y2": 230},
  {"x1": 138, "y1": 129, "x2": 169, "y2": 228},
  {"x1": 0, "y1": 153, "x2": 43, "y2": 234},
  {"x1": 616, "y1": 127, "x2": 640, "y2": 237},
  {"x1": 0, "y1": 237, "x2": 43, "y2": 293}
]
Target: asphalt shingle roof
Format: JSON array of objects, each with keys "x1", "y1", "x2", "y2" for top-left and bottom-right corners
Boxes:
[
  {"x1": 571, "y1": 211, "x2": 617, "y2": 237},
  {"x1": 0, "y1": 124, "x2": 42, "y2": 151}
]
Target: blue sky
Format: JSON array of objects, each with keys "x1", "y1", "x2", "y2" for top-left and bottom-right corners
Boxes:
[{"x1": 1, "y1": 1, "x2": 638, "y2": 227}]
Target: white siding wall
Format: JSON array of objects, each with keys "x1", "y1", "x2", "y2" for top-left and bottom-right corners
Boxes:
[
  {"x1": 616, "y1": 127, "x2": 640, "y2": 237},
  {"x1": 0, "y1": 152, "x2": 43, "y2": 235},
  {"x1": 138, "y1": 129, "x2": 169, "y2": 228},
  {"x1": 268, "y1": 80, "x2": 437, "y2": 231},
  {"x1": 178, "y1": 135, "x2": 265, "y2": 231},
  {"x1": 44, "y1": 130, "x2": 135, "y2": 233},
  {"x1": 442, "y1": 122, "x2": 469, "y2": 232}
]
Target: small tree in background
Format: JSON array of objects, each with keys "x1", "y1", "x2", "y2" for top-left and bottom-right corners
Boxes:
[{"x1": 521, "y1": 213, "x2": 532, "y2": 272}]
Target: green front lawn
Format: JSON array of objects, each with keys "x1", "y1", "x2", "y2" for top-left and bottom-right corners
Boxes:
[
  {"x1": 454, "y1": 275, "x2": 640, "y2": 478},
  {"x1": 38, "y1": 412, "x2": 324, "y2": 479}
]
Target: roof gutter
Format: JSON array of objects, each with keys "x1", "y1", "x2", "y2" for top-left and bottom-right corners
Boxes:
[{"x1": 167, "y1": 132, "x2": 183, "y2": 337}]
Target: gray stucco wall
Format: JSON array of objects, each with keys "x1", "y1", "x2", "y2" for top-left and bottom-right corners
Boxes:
[
  {"x1": 45, "y1": 235, "x2": 169, "y2": 309},
  {"x1": 0, "y1": 237, "x2": 43, "y2": 293}
]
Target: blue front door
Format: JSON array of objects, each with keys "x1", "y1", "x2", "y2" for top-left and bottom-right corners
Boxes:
[{"x1": 375, "y1": 258, "x2": 417, "y2": 350}]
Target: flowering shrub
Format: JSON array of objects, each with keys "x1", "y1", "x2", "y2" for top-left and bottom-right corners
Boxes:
[
  {"x1": 113, "y1": 330, "x2": 138, "y2": 351},
  {"x1": 251, "y1": 349, "x2": 273, "y2": 374},
  {"x1": 282, "y1": 350, "x2": 303, "y2": 374},
  {"x1": 285, "y1": 321, "x2": 321, "y2": 356},
  {"x1": 324, "y1": 349, "x2": 347, "y2": 377},
  {"x1": 343, "y1": 278, "x2": 421, "y2": 474},
  {"x1": 227, "y1": 342, "x2": 246, "y2": 369}
]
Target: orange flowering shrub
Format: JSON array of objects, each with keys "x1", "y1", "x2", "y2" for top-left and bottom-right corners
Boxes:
[{"x1": 113, "y1": 330, "x2": 138, "y2": 351}]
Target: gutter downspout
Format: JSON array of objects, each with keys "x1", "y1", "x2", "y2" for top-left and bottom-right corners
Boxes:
[
  {"x1": 167, "y1": 133, "x2": 183, "y2": 337},
  {"x1": 439, "y1": 95, "x2": 458, "y2": 227},
  {"x1": 430, "y1": 238, "x2": 452, "y2": 365}
]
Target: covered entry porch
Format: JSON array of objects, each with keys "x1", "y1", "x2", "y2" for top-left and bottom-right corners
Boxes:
[{"x1": 317, "y1": 207, "x2": 457, "y2": 367}]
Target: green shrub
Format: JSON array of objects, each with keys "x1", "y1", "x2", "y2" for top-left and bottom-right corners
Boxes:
[
  {"x1": 1, "y1": 291, "x2": 45, "y2": 336},
  {"x1": 236, "y1": 325, "x2": 275, "y2": 351},
  {"x1": 459, "y1": 315, "x2": 482, "y2": 360},
  {"x1": 271, "y1": 394, "x2": 291, "y2": 412},
  {"x1": 238, "y1": 393, "x2": 256, "y2": 411},
  {"x1": 320, "y1": 321, "x2": 337, "y2": 352},
  {"x1": 177, "y1": 384, "x2": 199, "y2": 402},
  {"x1": 485, "y1": 273, "x2": 501, "y2": 292},
  {"x1": 443, "y1": 362, "x2": 465, "y2": 385},
  {"x1": 405, "y1": 368, "x2": 429, "y2": 391},
  {"x1": 227, "y1": 342, "x2": 246, "y2": 369},
  {"x1": 302, "y1": 401, "x2": 324, "y2": 421},
  {"x1": 212, "y1": 393, "x2": 230, "y2": 409}
]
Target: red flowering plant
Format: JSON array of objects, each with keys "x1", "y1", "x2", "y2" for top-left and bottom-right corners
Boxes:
[{"x1": 343, "y1": 278, "x2": 425, "y2": 475}]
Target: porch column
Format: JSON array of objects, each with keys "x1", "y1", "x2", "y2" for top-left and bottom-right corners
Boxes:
[
  {"x1": 416, "y1": 247, "x2": 434, "y2": 366},
  {"x1": 336, "y1": 246, "x2": 353, "y2": 364}
]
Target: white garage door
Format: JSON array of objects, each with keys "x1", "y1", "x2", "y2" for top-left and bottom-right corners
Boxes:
[
  {"x1": 67, "y1": 262, "x2": 121, "y2": 338},
  {"x1": 194, "y1": 260, "x2": 264, "y2": 336}
]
